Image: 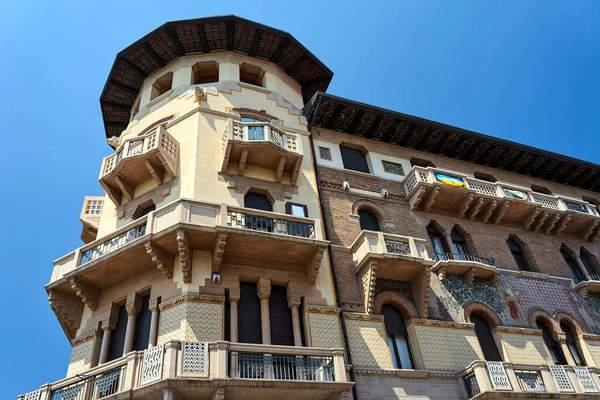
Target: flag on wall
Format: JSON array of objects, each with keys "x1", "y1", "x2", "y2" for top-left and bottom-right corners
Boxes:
[
  {"x1": 434, "y1": 172, "x2": 465, "y2": 188},
  {"x1": 502, "y1": 187, "x2": 528, "y2": 200}
]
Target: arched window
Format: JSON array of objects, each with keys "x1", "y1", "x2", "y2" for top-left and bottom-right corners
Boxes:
[
  {"x1": 358, "y1": 210, "x2": 380, "y2": 231},
  {"x1": 382, "y1": 305, "x2": 414, "y2": 369},
  {"x1": 580, "y1": 251, "x2": 598, "y2": 277},
  {"x1": 537, "y1": 320, "x2": 567, "y2": 365},
  {"x1": 427, "y1": 224, "x2": 449, "y2": 260},
  {"x1": 471, "y1": 314, "x2": 502, "y2": 361},
  {"x1": 561, "y1": 248, "x2": 584, "y2": 281},
  {"x1": 507, "y1": 238, "x2": 530, "y2": 272},
  {"x1": 561, "y1": 322, "x2": 585, "y2": 366},
  {"x1": 451, "y1": 228, "x2": 469, "y2": 257}
]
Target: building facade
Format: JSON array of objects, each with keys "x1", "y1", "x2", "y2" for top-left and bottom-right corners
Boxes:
[{"x1": 19, "y1": 15, "x2": 600, "y2": 400}]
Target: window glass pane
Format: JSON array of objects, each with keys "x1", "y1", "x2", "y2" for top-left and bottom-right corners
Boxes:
[
  {"x1": 359, "y1": 210, "x2": 380, "y2": 231},
  {"x1": 538, "y1": 321, "x2": 567, "y2": 365},
  {"x1": 340, "y1": 146, "x2": 370, "y2": 173},
  {"x1": 290, "y1": 205, "x2": 306, "y2": 217},
  {"x1": 395, "y1": 336, "x2": 414, "y2": 369},
  {"x1": 388, "y1": 336, "x2": 400, "y2": 369},
  {"x1": 580, "y1": 253, "x2": 597, "y2": 275},
  {"x1": 471, "y1": 314, "x2": 502, "y2": 361},
  {"x1": 241, "y1": 117, "x2": 258, "y2": 123}
]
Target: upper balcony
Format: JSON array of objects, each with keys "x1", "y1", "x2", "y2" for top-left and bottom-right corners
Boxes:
[
  {"x1": 574, "y1": 273, "x2": 600, "y2": 298},
  {"x1": 79, "y1": 196, "x2": 104, "y2": 244},
  {"x1": 99, "y1": 126, "x2": 179, "y2": 206},
  {"x1": 221, "y1": 120, "x2": 303, "y2": 185},
  {"x1": 404, "y1": 166, "x2": 600, "y2": 240},
  {"x1": 18, "y1": 341, "x2": 352, "y2": 400},
  {"x1": 432, "y1": 252, "x2": 498, "y2": 288}
]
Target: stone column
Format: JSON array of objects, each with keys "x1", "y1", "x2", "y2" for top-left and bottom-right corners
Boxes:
[
  {"x1": 257, "y1": 280, "x2": 271, "y2": 345},
  {"x1": 99, "y1": 325, "x2": 113, "y2": 364},
  {"x1": 575, "y1": 257, "x2": 591, "y2": 279},
  {"x1": 443, "y1": 233, "x2": 455, "y2": 256},
  {"x1": 229, "y1": 290, "x2": 240, "y2": 343},
  {"x1": 554, "y1": 332, "x2": 576, "y2": 365},
  {"x1": 123, "y1": 304, "x2": 138, "y2": 355},
  {"x1": 288, "y1": 295, "x2": 302, "y2": 347},
  {"x1": 148, "y1": 305, "x2": 159, "y2": 348}
]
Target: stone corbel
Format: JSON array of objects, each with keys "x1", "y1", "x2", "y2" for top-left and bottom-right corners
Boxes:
[
  {"x1": 361, "y1": 260, "x2": 378, "y2": 314},
  {"x1": 176, "y1": 229, "x2": 193, "y2": 283},
  {"x1": 307, "y1": 246, "x2": 326, "y2": 285},
  {"x1": 410, "y1": 186, "x2": 427, "y2": 210},
  {"x1": 578, "y1": 285, "x2": 589, "y2": 299},
  {"x1": 114, "y1": 175, "x2": 135, "y2": 202},
  {"x1": 464, "y1": 266, "x2": 476, "y2": 288},
  {"x1": 522, "y1": 207, "x2": 541, "y2": 231},
  {"x1": 436, "y1": 265, "x2": 448, "y2": 282},
  {"x1": 543, "y1": 213, "x2": 561, "y2": 235},
  {"x1": 457, "y1": 193, "x2": 475, "y2": 218},
  {"x1": 212, "y1": 233, "x2": 228, "y2": 273},
  {"x1": 490, "y1": 272, "x2": 499, "y2": 287},
  {"x1": 482, "y1": 200, "x2": 499, "y2": 224},
  {"x1": 582, "y1": 220, "x2": 600, "y2": 242},
  {"x1": 144, "y1": 241, "x2": 174, "y2": 279},
  {"x1": 238, "y1": 148, "x2": 249, "y2": 175},
  {"x1": 100, "y1": 181, "x2": 122, "y2": 206},
  {"x1": 291, "y1": 156, "x2": 302, "y2": 186},
  {"x1": 275, "y1": 156, "x2": 286, "y2": 182},
  {"x1": 48, "y1": 289, "x2": 83, "y2": 339},
  {"x1": 144, "y1": 159, "x2": 164, "y2": 185},
  {"x1": 468, "y1": 197, "x2": 485, "y2": 221},
  {"x1": 69, "y1": 276, "x2": 100, "y2": 311},
  {"x1": 532, "y1": 211, "x2": 549, "y2": 232},
  {"x1": 424, "y1": 186, "x2": 440, "y2": 212},
  {"x1": 492, "y1": 200, "x2": 510, "y2": 225},
  {"x1": 553, "y1": 213, "x2": 572, "y2": 236}
]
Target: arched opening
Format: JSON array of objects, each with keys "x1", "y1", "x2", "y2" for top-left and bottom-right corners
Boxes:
[
  {"x1": 150, "y1": 72, "x2": 173, "y2": 101},
  {"x1": 382, "y1": 304, "x2": 414, "y2": 369},
  {"x1": 358, "y1": 209, "x2": 380, "y2": 232},
  {"x1": 244, "y1": 192, "x2": 272, "y2": 212},
  {"x1": 410, "y1": 157, "x2": 436, "y2": 168},
  {"x1": 580, "y1": 249, "x2": 599, "y2": 277},
  {"x1": 240, "y1": 63, "x2": 265, "y2": 87},
  {"x1": 473, "y1": 172, "x2": 497, "y2": 183},
  {"x1": 560, "y1": 322, "x2": 585, "y2": 366},
  {"x1": 193, "y1": 61, "x2": 219, "y2": 84},
  {"x1": 427, "y1": 224, "x2": 449, "y2": 260},
  {"x1": 507, "y1": 237, "x2": 531, "y2": 272},
  {"x1": 560, "y1": 247, "x2": 584, "y2": 281},
  {"x1": 537, "y1": 319, "x2": 567, "y2": 365},
  {"x1": 471, "y1": 314, "x2": 502, "y2": 361},
  {"x1": 451, "y1": 228, "x2": 469, "y2": 257}
]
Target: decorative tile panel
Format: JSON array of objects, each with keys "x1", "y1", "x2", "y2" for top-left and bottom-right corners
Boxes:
[
  {"x1": 549, "y1": 365, "x2": 574, "y2": 392},
  {"x1": 411, "y1": 324, "x2": 483, "y2": 371},
  {"x1": 345, "y1": 318, "x2": 393, "y2": 369},
  {"x1": 486, "y1": 361, "x2": 512, "y2": 390},
  {"x1": 499, "y1": 333, "x2": 553, "y2": 364},
  {"x1": 181, "y1": 342, "x2": 209, "y2": 377},
  {"x1": 307, "y1": 313, "x2": 343, "y2": 349},
  {"x1": 585, "y1": 339, "x2": 600, "y2": 366},
  {"x1": 158, "y1": 301, "x2": 222, "y2": 344},
  {"x1": 375, "y1": 279, "x2": 415, "y2": 305},
  {"x1": 573, "y1": 366, "x2": 598, "y2": 392},
  {"x1": 66, "y1": 338, "x2": 95, "y2": 377}
]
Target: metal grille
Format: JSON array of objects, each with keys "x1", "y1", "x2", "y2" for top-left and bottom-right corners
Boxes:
[
  {"x1": 93, "y1": 367, "x2": 123, "y2": 398},
  {"x1": 564, "y1": 201, "x2": 588, "y2": 214},
  {"x1": 229, "y1": 353, "x2": 334, "y2": 381},
  {"x1": 549, "y1": 365, "x2": 574, "y2": 392},
  {"x1": 51, "y1": 382, "x2": 85, "y2": 400},
  {"x1": 181, "y1": 342, "x2": 209, "y2": 377},
  {"x1": 22, "y1": 390, "x2": 41, "y2": 400},
  {"x1": 514, "y1": 370, "x2": 546, "y2": 392},
  {"x1": 433, "y1": 252, "x2": 495, "y2": 266},
  {"x1": 80, "y1": 223, "x2": 146, "y2": 265},
  {"x1": 573, "y1": 366, "x2": 598, "y2": 392},
  {"x1": 269, "y1": 128, "x2": 283, "y2": 147},
  {"x1": 385, "y1": 240, "x2": 411, "y2": 255},
  {"x1": 140, "y1": 344, "x2": 164, "y2": 385},
  {"x1": 463, "y1": 371, "x2": 480, "y2": 399},
  {"x1": 227, "y1": 211, "x2": 315, "y2": 239},
  {"x1": 486, "y1": 361, "x2": 512, "y2": 390}
]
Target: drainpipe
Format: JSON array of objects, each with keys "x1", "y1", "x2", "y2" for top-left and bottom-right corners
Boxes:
[{"x1": 307, "y1": 95, "x2": 359, "y2": 400}]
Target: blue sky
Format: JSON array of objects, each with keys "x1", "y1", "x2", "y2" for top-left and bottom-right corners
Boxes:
[{"x1": 2, "y1": 0, "x2": 600, "y2": 397}]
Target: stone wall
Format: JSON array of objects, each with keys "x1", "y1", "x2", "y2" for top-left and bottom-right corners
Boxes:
[{"x1": 354, "y1": 373, "x2": 464, "y2": 400}]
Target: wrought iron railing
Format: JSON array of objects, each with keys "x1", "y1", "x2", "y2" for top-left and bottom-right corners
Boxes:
[
  {"x1": 385, "y1": 240, "x2": 411, "y2": 256},
  {"x1": 514, "y1": 370, "x2": 546, "y2": 392},
  {"x1": 93, "y1": 367, "x2": 123, "y2": 398},
  {"x1": 51, "y1": 381, "x2": 86, "y2": 400},
  {"x1": 433, "y1": 252, "x2": 495, "y2": 266},
  {"x1": 226, "y1": 211, "x2": 315, "y2": 239},
  {"x1": 463, "y1": 371, "x2": 480, "y2": 398},
  {"x1": 80, "y1": 223, "x2": 147, "y2": 265},
  {"x1": 229, "y1": 353, "x2": 334, "y2": 381}
]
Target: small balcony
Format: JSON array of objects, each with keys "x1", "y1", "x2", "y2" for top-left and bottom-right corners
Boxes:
[
  {"x1": 79, "y1": 196, "x2": 104, "y2": 244},
  {"x1": 462, "y1": 360, "x2": 600, "y2": 398},
  {"x1": 432, "y1": 252, "x2": 498, "y2": 288},
  {"x1": 574, "y1": 273, "x2": 600, "y2": 298},
  {"x1": 221, "y1": 120, "x2": 303, "y2": 185},
  {"x1": 18, "y1": 341, "x2": 352, "y2": 400},
  {"x1": 404, "y1": 167, "x2": 600, "y2": 239},
  {"x1": 99, "y1": 126, "x2": 179, "y2": 206}
]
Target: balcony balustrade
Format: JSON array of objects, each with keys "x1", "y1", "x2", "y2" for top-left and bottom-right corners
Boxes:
[
  {"x1": 19, "y1": 342, "x2": 351, "y2": 400},
  {"x1": 221, "y1": 119, "x2": 303, "y2": 185},
  {"x1": 461, "y1": 360, "x2": 600, "y2": 398},
  {"x1": 404, "y1": 166, "x2": 600, "y2": 240},
  {"x1": 574, "y1": 273, "x2": 600, "y2": 298},
  {"x1": 432, "y1": 252, "x2": 498, "y2": 288},
  {"x1": 99, "y1": 126, "x2": 179, "y2": 206}
]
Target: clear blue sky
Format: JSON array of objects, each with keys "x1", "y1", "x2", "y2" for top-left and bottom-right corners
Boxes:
[{"x1": 2, "y1": 0, "x2": 599, "y2": 397}]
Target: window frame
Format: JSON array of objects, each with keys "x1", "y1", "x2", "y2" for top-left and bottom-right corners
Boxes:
[
  {"x1": 358, "y1": 209, "x2": 381, "y2": 232},
  {"x1": 339, "y1": 145, "x2": 370, "y2": 174},
  {"x1": 285, "y1": 202, "x2": 308, "y2": 218},
  {"x1": 507, "y1": 238, "x2": 531, "y2": 272}
]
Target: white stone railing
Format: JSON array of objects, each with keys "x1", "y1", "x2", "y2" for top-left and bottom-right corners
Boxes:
[
  {"x1": 230, "y1": 120, "x2": 298, "y2": 153},
  {"x1": 351, "y1": 230, "x2": 430, "y2": 269},
  {"x1": 404, "y1": 166, "x2": 600, "y2": 216},
  {"x1": 18, "y1": 341, "x2": 347, "y2": 400},
  {"x1": 99, "y1": 125, "x2": 178, "y2": 179},
  {"x1": 461, "y1": 360, "x2": 600, "y2": 398}
]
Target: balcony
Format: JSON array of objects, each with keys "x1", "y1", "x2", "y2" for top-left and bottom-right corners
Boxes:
[
  {"x1": 221, "y1": 120, "x2": 303, "y2": 185},
  {"x1": 574, "y1": 273, "x2": 600, "y2": 298},
  {"x1": 404, "y1": 167, "x2": 600, "y2": 239},
  {"x1": 99, "y1": 126, "x2": 178, "y2": 206},
  {"x1": 432, "y1": 253, "x2": 498, "y2": 288},
  {"x1": 80, "y1": 196, "x2": 104, "y2": 244},
  {"x1": 18, "y1": 341, "x2": 352, "y2": 400},
  {"x1": 461, "y1": 360, "x2": 600, "y2": 398},
  {"x1": 352, "y1": 230, "x2": 433, "y2": 315}
]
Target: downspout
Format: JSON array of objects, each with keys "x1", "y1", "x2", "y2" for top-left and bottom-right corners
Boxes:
[{"x1": 307, "y1": 96, "x2": 359, "y2": 400}]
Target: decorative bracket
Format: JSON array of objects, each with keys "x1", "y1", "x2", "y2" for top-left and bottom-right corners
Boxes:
[
  {"x1": 144, "y1": 159, "x2": 164, "y2": 185},
  {"x1": 212, "y1": 233, "x2": 228, "y2": 273},
  {"x1": 176, "y1": 229, "x2": 193, "y2": 283},
  {"x1": 144, "y1": 240, "x2": 174, "y2": 279},
  {"x1": 238, "y1": 148, "x2": 249, "y2": 175},
  {"x1": 275, "y1": 156, "x2": 286, "y2": 182},
  {"x1": 307, "y1": 246, "x2": 326, "y2": 285},
  {"x1": 69, "y1": 276, "x2": 100, "y2": 311},
  {"x1": 114, "y1": 175, "x2": 134, "y2": 202},
  {"x1": 424, "y1": 186, "x2": 440, "y2": 212}
]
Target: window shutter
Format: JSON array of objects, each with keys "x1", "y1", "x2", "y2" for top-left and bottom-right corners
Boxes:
[
  {"x1": 238, "y1": 282, "x2": 262, "y2": 344},
  {"x1": 269, "y1": 286, "x2": 294, "y2": 346},
  {"x1": 133, "y1": 295, "x2": 152, "y2": 351},
  {"x1": 108, "y1": 305, "x2": 128, "y2": 361}
]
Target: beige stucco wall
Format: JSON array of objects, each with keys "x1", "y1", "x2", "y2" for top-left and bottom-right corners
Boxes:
[
  {"x1": 345, "y1": 315, "x2": 394, "y2": 369},
  {"x1": 498, "y1": 331, "x2": 553, "y2": 365},
  {"x1": 157, "y1": 298, "x2": 223, "y2": 344}
]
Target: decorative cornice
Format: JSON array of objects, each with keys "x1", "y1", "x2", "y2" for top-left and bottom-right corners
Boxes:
[
  {"x1": 344, "y1": 312, "x2": 384, "y2": 322},
  {"x1": 159, "y1": 293, "x2": 225, "y2": 311},
  {"x1": 353, "y1": 367, "x2": 456, "y2": 379},
  {"x1": 306, "y1": 305, "x2": 341, "y2": 315},
  {"x1": 583, "y1": 333, "x2": 600, "y2": 341},
  {"x1": 408, "y1": 318, "x2": 474, "y2": 330},
  {"x1": 71, "y1": 330, "x2": 99, "y2": 346},
  {"x1": 496, "y1": 326, "x2": 543, "y2": 336}
]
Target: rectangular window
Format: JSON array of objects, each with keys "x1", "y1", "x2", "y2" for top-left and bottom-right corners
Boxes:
[
  {"x1": 269, "y1": 286, "x2": 294, "y2": 346},
  {"x1": 319, "y1": 146, "x2": 332, "y2": 161},
  {"x1": 238, "y1": 282, "x2": 262, "y2": 344},
  {"x1": 340, "y1": 146, "x2": 370, "y2": 173},
  {"x1": 382, "y1": 160, "x2": 405, "y2": 176},
  {"x1": 286, "y1": 202, "x2": 308, "y2": 217}
]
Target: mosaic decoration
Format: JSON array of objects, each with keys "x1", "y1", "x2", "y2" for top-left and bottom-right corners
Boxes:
[
  {"x1": 308, "y1": 313, "x2": 344, "y2": 349},
  {"x1": 502, "y1": 187, "x2": 529, "y2": 200},
  {"x1": 318, "y1": 146, "x2": 332, "y2": 161},
  {"x1": 381, "y1": 160, "x2": 404, "y2": 176},
  {"x1": 428, "y1": 273, "x2": 600, "y2": 334},
  {"x1": 375, "y1": 279, "x2": 415, "y2": 306}
]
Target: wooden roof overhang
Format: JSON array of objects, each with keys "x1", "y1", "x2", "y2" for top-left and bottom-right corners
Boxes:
[
  {"x1": 304, "y1": 92, "x2": 600, "y2": 192},
  {"x1": 100, "y1": 15, "x2": 333, "y2": 139}
]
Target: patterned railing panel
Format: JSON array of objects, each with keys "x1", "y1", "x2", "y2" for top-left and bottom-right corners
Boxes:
[
  {"x1": 564, "y1": 201, "x2": 589, "y2": 214},
  {"x1": 140, "y1": 345, "x2": 164, "y2": 385},
  {"x1": 227, "y1": 211, "x2": 315, "y2": 239},
  {"x1": 463, "y1": 371, "x2": 481, "y2": 399},
  {"x1": 468, "y1": 180, "x2": 499, "y2": 197},
  {"x1": 486, "y1": 361, "x2": 512, "y2": 390},
  {"x1": 51, "y1": 382, "x2": 86, "y2": 400},
  {"x1": 434, "y1": 252, "x2": 495, "y2": 266},
  {"x1": 532, "y1": 194, "x2": 560, "y2": 210},
  {"x1": 514, "y1": 370, "x2": 546, "y2": 392},
  {"x1": 549, "y1": 365, "x2": 574, "y2": 392},
  {"x1": 229, "y1": 353, "x2": 334, "y2": 381},
  {"x1": 93, "y1": 367, "x2": 123, "y2": 398},
  {"x1": 573, "y1": 366, "x2": 599, "y2": 392},
  {"x1": 80, "y1": 223, "x2": 147, "y2": 265},
  {"x1": 181, "y1": 342, "x2": 209, "y2": 377},
  {"x1": 22, "y1": 390, "x2": 40, "y2": 400},
  {"x1": 385, "y1": 240, "x2": 411, "y2": 256}
]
